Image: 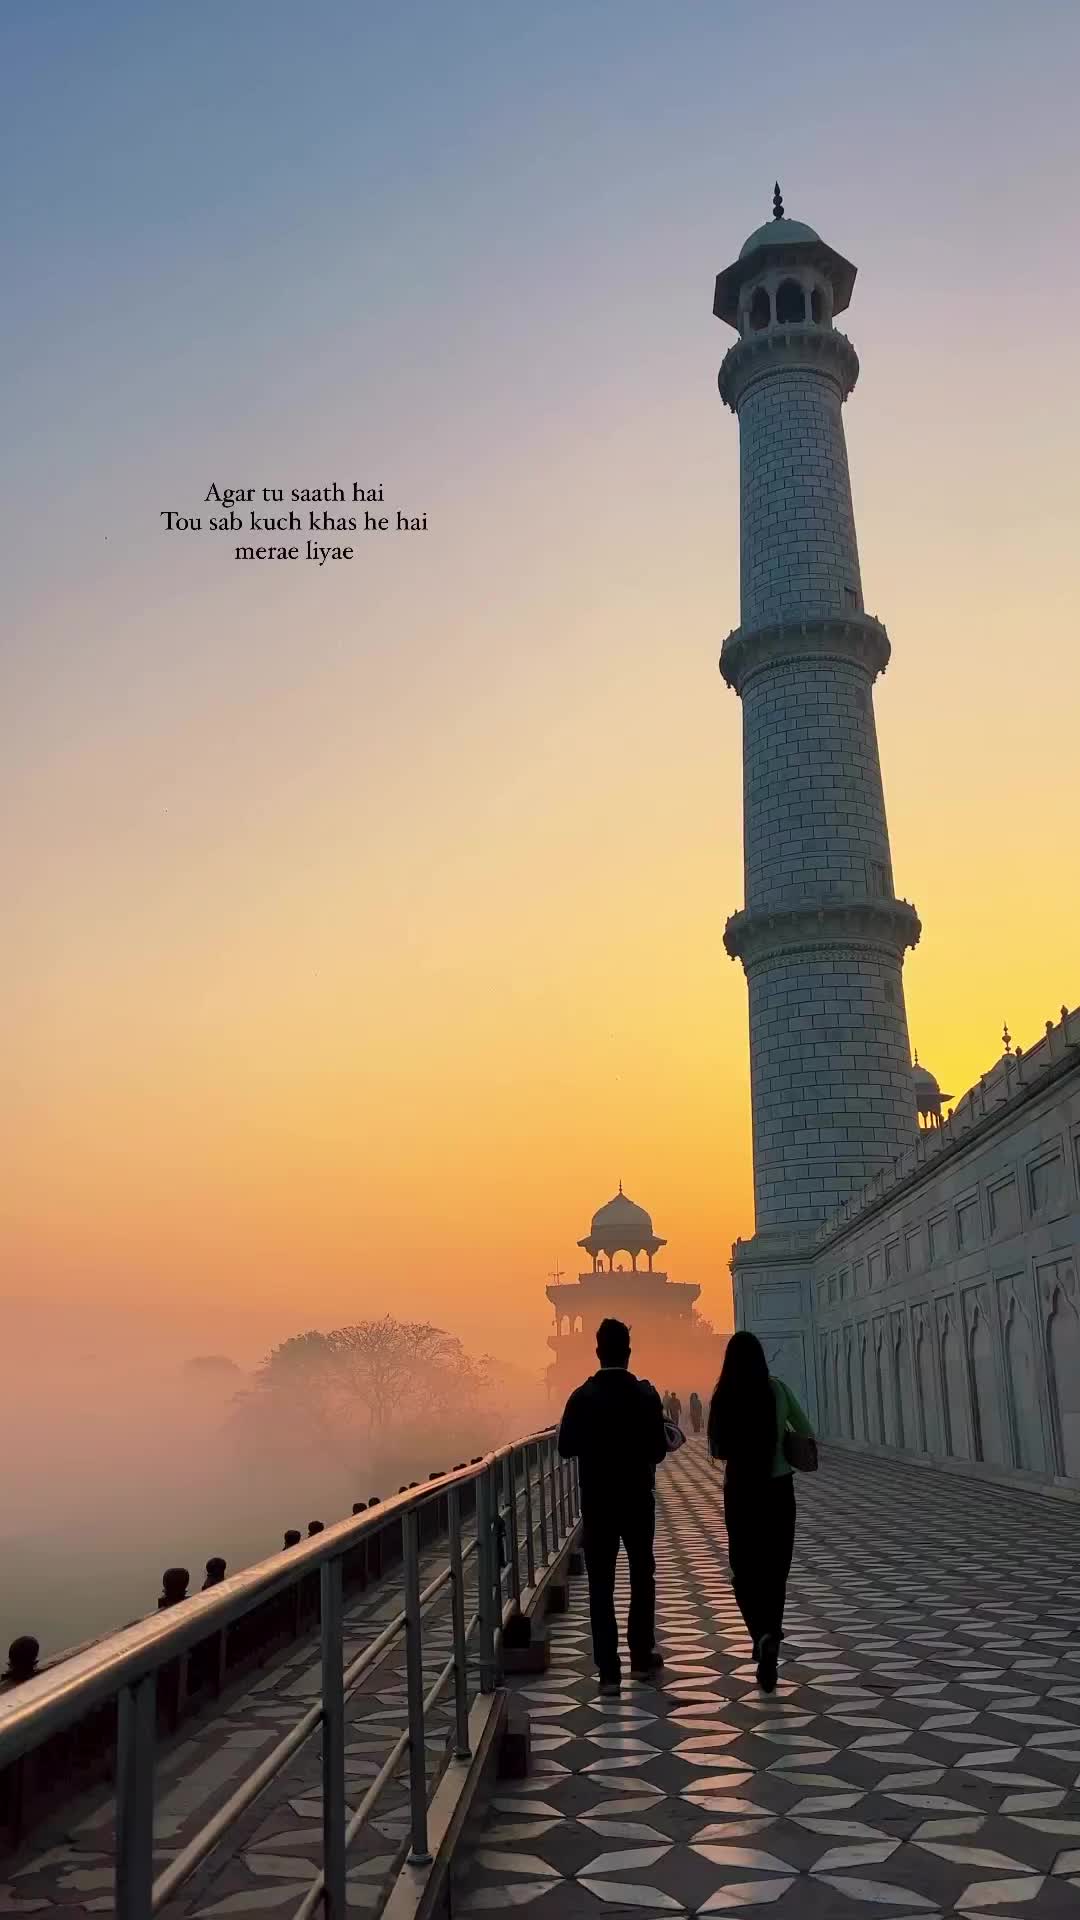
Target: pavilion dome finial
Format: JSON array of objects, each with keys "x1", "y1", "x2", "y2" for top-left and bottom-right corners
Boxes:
[{"x1": 773, "y1": 180, "x2": 784, "y2": 221}]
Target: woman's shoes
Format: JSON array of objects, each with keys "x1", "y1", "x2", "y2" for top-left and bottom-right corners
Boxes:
[
  {"x1": 597, "y1": 1676, "x2": 621, "y2": 1698},
  {"x1": 755, "y1": 1633, "x2": 779, "y2": 1693},
  {"x1": 630, "y1": 1649, "x2": 664, "y2": 1683}
]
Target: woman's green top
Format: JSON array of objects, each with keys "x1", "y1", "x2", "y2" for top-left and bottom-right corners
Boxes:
[{"x1": 769, "y1": 1376, "x2": 814, "y2": 1478}]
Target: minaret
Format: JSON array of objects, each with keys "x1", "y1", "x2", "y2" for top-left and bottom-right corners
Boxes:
[{"x1": 716, "y1": 189, "x2": 920, "y2": 1278}]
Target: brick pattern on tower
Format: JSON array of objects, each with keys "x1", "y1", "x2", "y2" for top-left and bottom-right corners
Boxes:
[
  {"x1": 748, "y1": 947, "x2": 915, "y2": 1227},
  {"x1": 739, "y1": 369, "x2": 863, "y2": 625},
  {"x1": 742, "y1": 659, "x2": 892, "y2": 910}
]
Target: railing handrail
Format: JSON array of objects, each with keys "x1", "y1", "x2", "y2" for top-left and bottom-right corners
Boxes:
[{"x1": 0, "y1": 1424, "x2": 557, "y2": 1770}]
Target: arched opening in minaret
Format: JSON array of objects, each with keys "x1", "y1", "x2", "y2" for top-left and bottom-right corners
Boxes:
[
  {"x1": 775, "y1": 278, "x2": 805, "y2": 324},
  {"x1": 748, "y1": 286, "x2": 771, "y2": 331},
  {"x1": 810, "y1": 285, "x2": 823, "y2": 324}
]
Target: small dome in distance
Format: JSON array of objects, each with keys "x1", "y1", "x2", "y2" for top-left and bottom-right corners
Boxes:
[{"x1": 591, "y1": 1189, "x2": 653, "y2": 1235}]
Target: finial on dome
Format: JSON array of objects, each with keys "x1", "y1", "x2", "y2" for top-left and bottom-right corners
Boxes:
[
  {"x1": 618, "y1": 1178, "x2": 623, "y2": 1195},
  {"x1": 1002, "y1": 1021, "x2": 1012, "y2": 1054},
  {"x1": 772, "y1": 181, "x2": 784, "y2": 221}
]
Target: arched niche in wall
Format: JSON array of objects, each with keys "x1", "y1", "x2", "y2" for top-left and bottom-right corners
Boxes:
[
  {"x1": 844, "y1": 1333, "x2": 859, "y2": 1440},
  {"x1": 913, "y1": 1309, "x2": 937, "y2": 1454},
  {"x1": 939, "y1": 1305, "x2": 971, "y2": 1460},
  {"x1": 891, "y1": 1314, "x2": 913, "y2": 1451},
  {"x1": 868, "y1": 1324, "x2": 885, "y2": 1445},
  {"x1": 966, "y1": 1292, "x2": 1007, "y2": 1467},
  {"x1": 1002, "y1": 1288, "x2": 1046, "y2": 1473},
  {"x1": 1044, "y1": 1265, "x2": 1080, "y2": 1478},
  {"x1": 858, "y1": 1328, "x2": 872, "y2": 1442}
]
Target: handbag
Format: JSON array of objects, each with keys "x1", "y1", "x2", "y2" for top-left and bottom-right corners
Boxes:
[
  {"x1": 663, "y1": 1420, "x2": 686, "y2": 1454},
  {"x1": 783, "y1": 1430, "x2": 818, "y2": 1473}
]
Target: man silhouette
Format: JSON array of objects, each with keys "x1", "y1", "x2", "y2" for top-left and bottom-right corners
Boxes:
[{"x1": 557, "y1": 1317, "x2": 667, "y2": 1695}]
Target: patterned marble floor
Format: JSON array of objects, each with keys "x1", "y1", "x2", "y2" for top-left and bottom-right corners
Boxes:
[{"x1": 453, "y1": 1439, "x2": 1080, "y2": 1918}]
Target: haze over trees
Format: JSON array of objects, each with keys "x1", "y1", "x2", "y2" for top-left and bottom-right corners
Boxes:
[{"x1": 232, "y1": 1315, "x2": 547, "y2": 1489}]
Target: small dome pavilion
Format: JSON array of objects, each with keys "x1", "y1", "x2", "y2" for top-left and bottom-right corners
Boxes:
[
  {"x1": 545, "y1": 1187, "x2": 715, "y2": 1404},
  {"x1": 913, "y1": 1058, "x2": 952, "y2": 1129},
  {"x1": 577, "y1": 1184, "x2": 667, "y2": 1272},
  {"x1": 713, "y1": 183, "x2": 857, "y2": 333}
]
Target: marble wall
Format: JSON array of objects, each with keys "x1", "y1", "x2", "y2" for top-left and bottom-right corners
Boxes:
[
  {"x1": 809, "y1": 1041, "x2": 1080, "y2": 1489},
  {"x1": 734, "y1": 1008, "x2": 1080, "y2": 1492}
]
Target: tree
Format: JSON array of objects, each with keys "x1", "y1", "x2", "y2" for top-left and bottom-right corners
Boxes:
[{"x1": 236, "y1": 1316, "x2": 519, "y2": 1484}]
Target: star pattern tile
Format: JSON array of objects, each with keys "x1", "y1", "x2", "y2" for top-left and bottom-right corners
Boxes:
[{"x1": 453, "y1": 1439, "x2": 1080, "y2": 1917}]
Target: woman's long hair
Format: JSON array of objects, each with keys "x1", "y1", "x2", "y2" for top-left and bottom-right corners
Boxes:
[{"x1": 707, "y1": 1331, "x2": 776, "y2": 1477}]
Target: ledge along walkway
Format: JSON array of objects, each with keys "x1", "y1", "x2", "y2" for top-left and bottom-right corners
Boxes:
[
  {"x1": 453, "y1": 1437, "x2": 1080, "y2": 1918},
  {"x1": 1, "y1": 1525, "x2": 478, "y2": 1917}
]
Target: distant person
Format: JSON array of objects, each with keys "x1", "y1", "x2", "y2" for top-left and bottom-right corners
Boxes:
[
  {"x1": 558, "y1": 1317, "x2": 668, "y2": 1696},
  {"x1": 688, "y1": 1391, "x2": 703, "y2": 1435},
  {"x1": 707, "y1": 1331, "x2": 816, "y2": 1693},
  {"x1": 669, "y1": 1391, "x2": 682, "y2": 1428}
]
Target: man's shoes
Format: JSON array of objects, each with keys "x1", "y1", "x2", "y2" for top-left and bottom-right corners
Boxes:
[
  {"x1": 597, "y1": 1676, "x2": 621, "y2": 1698},
  {"x1": 630, "y1": 1650, "x2": 664, "y2": 1682},
  {"x1": 755, "y1": 1633, "x2": 779, "y2": 1693}
]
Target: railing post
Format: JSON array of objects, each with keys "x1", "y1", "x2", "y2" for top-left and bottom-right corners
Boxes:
[
  {"x1": 536, "y1": 1436, "x2": 549, "y2": 1565},
  {"x1": 447, "y1": 1485, "x2": 471, "y2": 1759},
  {"x1": 475, "y1": 1468, "x2": 497, "y2": 1692},
  {"x1": 548, "y1": 1439, "x2": 561, "y2": 1547},
  {"x1": 504, "y1": 1451, "x2": 521, "y2": 1609},
  {"x1": 522, "y1": 1443, "x2": 536, "y2": 1588},
  {"x1": 320, "y1": 1556, "x2": 347, "y2": 1919},
  {"x1": 403, "y1": 1508, "x2": 431, "y2": 1865},
  {"x1": 115, "y1": 1674, "x2": 155, "y2": 1920}
]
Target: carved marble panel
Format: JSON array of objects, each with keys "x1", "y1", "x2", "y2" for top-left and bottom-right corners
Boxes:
[{"x1": 996, "y1": 1272, "x2": 1047, "y2": 1473}]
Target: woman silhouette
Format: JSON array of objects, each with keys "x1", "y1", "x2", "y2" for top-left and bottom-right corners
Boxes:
[{"x1": 707, "y1": 1331, "x2": 815, "y2": 1692}]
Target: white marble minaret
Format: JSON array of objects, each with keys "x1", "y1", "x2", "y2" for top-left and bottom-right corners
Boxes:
[{"x1": 716, "y1": 189, "x2": 920, "y2": 1397}]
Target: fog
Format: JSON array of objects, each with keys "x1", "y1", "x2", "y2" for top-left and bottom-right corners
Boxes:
[{"x1": 0, "y1": 1300, "x2": 548, "y2": 1662}]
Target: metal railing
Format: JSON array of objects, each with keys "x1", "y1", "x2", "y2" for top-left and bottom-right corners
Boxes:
[{"x1": 0, "y1": 1428, "x2": 581, "y2": 1918}]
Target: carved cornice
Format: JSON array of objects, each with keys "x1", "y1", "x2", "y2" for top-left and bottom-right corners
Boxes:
[
  {"x1": 724, "y1": 898, "x2": 921, "y2": 968},
  {"x1": 718, "y1": 325, "x2": 859, "y2": 411},
  {"x1": 720, "y1": 612, "x2": 890, "y2": 694}
]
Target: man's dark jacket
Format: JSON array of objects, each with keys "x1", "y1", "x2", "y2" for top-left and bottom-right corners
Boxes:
[{"x1": 557, "y1": 1367, "x2": 668, "y2": 1510}]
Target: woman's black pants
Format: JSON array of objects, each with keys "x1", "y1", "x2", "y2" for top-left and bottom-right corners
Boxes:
[{"x1": 723, "y1": 1472, "x2": 796, "y2": 1648}]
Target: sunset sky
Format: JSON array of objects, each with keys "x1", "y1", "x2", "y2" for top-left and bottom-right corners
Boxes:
[{"x1": 4, "y1": 1, "x2": 1079, "y2": 1373}]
